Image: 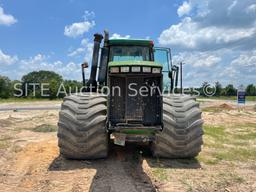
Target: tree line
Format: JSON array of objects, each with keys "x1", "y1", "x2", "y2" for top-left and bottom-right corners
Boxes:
[
  {"x1": 198, "y1": 82, "x2": 256, "y2": 97},
  {"x1": 0, "y1": 71, "x2": 83, "y2": 99},
  {"x1": 0, "y1": 70, "x2": 256, "y2": 99}
]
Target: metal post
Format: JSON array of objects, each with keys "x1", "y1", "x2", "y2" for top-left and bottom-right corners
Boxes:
[
  {"x1": 180, "y1": 62, "x2": 183, "y2": 94},
  {"x1": 81, "y1": 62, "x2": 88, "y2": 88},
  {"x1": 82, "y1": 66, "x2": 86, "y2": 87}
]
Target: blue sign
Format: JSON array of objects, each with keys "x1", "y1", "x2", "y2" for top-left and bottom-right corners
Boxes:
[{"x1": 237, "y1": 91, "x2": 246, "y2": 104}]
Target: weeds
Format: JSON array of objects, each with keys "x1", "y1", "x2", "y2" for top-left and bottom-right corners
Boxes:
[
  {"x1": 0, "y1": 135, "x2": 12, "y2": 149},
  {"x1": 152, "y1": 168, "x2": 168, "y2": 181},
  {"x1": 31, "y1": 124, "x2": 57, "y2": 132}
]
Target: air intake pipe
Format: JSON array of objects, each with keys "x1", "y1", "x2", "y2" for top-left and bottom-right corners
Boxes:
[{"x1": 86, "y1": 33, "x2": 103, "y2": 92}]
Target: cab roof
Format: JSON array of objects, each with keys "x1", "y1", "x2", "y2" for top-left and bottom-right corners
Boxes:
[{"x1": 108, "y1": 39, "x2": 154, "y2": 46}]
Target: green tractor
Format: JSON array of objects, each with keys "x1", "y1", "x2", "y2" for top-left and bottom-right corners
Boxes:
[{"x1": 57, "y1": 31, "x2": 203, "y2": 159}]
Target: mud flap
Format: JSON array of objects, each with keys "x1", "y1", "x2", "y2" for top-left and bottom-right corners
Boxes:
[{"x1": 112, "y1": 133, "x2": 126, "y2": 146}]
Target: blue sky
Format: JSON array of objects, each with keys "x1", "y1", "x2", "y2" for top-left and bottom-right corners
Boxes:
[{"x1": 0, "y1": 0, "x2": 255, "y2": 87}]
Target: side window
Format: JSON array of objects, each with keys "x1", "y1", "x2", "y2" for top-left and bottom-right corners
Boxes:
[
  {"x1": 154, "y1": 48, "x2": 171, "y2": 72},
  {"x1": 154, "y1": 48, "x2": 171, "y2": 91}
]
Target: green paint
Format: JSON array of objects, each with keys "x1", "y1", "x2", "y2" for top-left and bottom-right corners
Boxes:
[
  {"x1": 120, "y1": 129, "x2": 155, "y2": 135},
  {"x1": 108, "y1": 61, "x2": 162, "y2": 68},
  {"x1": 108, "y1": 39, "x2": 153, "y2": 46}
]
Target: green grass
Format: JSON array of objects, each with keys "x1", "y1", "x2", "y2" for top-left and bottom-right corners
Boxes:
[
  {"x1": 151, "y1": 168, "x2": 168, "y2": 181},
  {"x1": 0, "y1": 135, "x2": 13, "y2": 149},
  {"x1": 0, "y1": 141, "x2": 9, "y2": 149},
  {"x1": 31, "y1": 124, "x2": 57, "y2": 132},
  {"x1": 180, "y1": 180, "x2": 193, "y2": 192},
  {"x1": 0, "y1": 98, "x2": 62, "y2": 103},
  {"x1": 233, "y1": 132, "x2": 256, "y2": 140},
  {"x1": 214, "y1": 148, "x2": 256, "y2": 161},
  {"x1": 198, "y1": 157, "x2": 219, "y2": 165},
  {"x1": 204, "y1": 125, "x2": 226, "y2": 142},
  {"x1": 202, "y1": 124, "x2": 256, "y2": 164},
  {"x1": 198, "y1": 96, "x2": 256, "y2": 101}
]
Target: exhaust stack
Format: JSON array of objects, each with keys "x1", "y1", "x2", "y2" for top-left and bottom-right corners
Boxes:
[{"x1": 86, "y1": 33, "x2": 103, "y2": 92}]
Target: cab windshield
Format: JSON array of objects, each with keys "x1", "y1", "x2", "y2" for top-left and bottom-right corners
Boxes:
[{"x1": 109, "y1": 46, "x2": 151, "y2": 62}]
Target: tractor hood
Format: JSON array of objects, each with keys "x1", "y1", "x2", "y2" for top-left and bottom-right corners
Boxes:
[{"x1": 108, "y1": 61, "x2": 162, "y2": 68}]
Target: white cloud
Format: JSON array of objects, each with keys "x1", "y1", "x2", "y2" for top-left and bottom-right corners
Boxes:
[
  {"x1": 110, "y1": 33, "x2": 131, "y2": 39},
  {"x1": 83, "y1": 10, "x2": 95, "y2": 21},
  {"x1": 159, "y1": 17, "x2": 255, "y2": 49},
  {"x1": 231, "y1": 50, "x2": 256, "y2": 67},
  {"x1": 159, "y1": 0, "x2": 256, "y2": 51},
  {"x1": 0, "y1": 49, "x2": 90, "y2": 80},
  {"x1": 173, "y1": 51, "x2": 221, "y2": 67},
  {"x1": 82, "y1": 40, "x2": 93, "y2": 62},
  {"x1": 218, "y1": 50, "x2": 256, "y2": 83},
  {"x1": 68, "y1": 38, "x2": 93, "y2": 62},
  {"x1": 64, "y1": 21, "x2": 95, "y2": 38},
  {"x1": 18, "y1": 54, "x2": 82, "y2": 80},
  {"x1": 227, "y1": 0, "x2": 238, "y2": 15},
  {"x1": 163, "y1": 0, "x2": 256, "y2": 86},
  {"x1": 0, "y1": 50, "x2": 18, "y2": 66},
  {"x1": 64, "y1": 11, "x2": 95, "y2": 38},
  {"x1": 171, "y1": 48, "x2": 256, "y2": 87},
  {"x1": 81, "y1": 38, "x2": 89, "y2": 46},
  {"x1": 0, "y1": 6, "x2": 17, "y2": 26},
  {"x1": 68, "y1": 48, "x2": 85, "y2": 57},
  {"x1": 246, "y1": 4, "x2": 256, "y2": 13},
  {"x1": 177, "y1": 1, "x2": 192, "y2": 17}
]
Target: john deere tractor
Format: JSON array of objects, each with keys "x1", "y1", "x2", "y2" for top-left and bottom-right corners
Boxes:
[{"x1": 57, "y1": 31, "x2": 203, "y2": 159}]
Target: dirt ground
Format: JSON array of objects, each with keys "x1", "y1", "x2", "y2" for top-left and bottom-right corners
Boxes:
[{"x1": 0, "y1": 101, "x2": 255, "y2": 192}]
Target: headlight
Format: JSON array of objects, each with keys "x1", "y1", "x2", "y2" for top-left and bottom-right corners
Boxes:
[
  {"x1": 152, "y1": 68, "x2": 161, "y2": 73},
  {"x1": 143, "y1": 67, "x2": 151, "y2": 73},
  {"x1": 131, "y1": 66, "x2": 140, "y2": 72},
  {"x1": 120, "y1": 66, "x2": 129, "y2": 73},
  {"x1": 110, "y1": 67, "x2": 119, "y2": 73}
]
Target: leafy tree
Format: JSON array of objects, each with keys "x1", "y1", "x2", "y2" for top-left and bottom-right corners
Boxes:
[
  {"x1": 200, "y1": 82, "x2": 209, "y2": 97},
  {"x1": 48, "y1": 79, "x2": 60, "y2": 99},
  {"x1": 246, "y1": 84, "x2": 256, "y2": 96},
  {"x1": 220, "y1": 88, "x2": 227, "y2": 96},
  {"x1": 215, "y1": 81, "x2": 222, "y2": 96},
  {"x1": 0, "y1": 76, "x2": 12, "y2": 98},
  {"x1": 11, "y1": 80, "x2": 22, "y2": 97},
  {"x1": 224, "y1": 84, "x2": 237, "y2": 96},
  {"x1": 21, "y1": 70, "x2": 63, "y2": 98},
  {"x1": 64, "y1": 80, "x2": 83, "y2": 95}
]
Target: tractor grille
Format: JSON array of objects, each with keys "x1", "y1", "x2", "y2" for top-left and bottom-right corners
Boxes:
[{"x1": 109, "y1": 74, "x2": 162, "y2": 126}]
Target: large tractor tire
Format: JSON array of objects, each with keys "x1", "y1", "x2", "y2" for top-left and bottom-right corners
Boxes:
[
  {"x1": 57, "y1": 93, "x2": 108, "y2": 159},
  {"x1": 152, "y1": 94, "x2": 204, "y2": 158}
]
